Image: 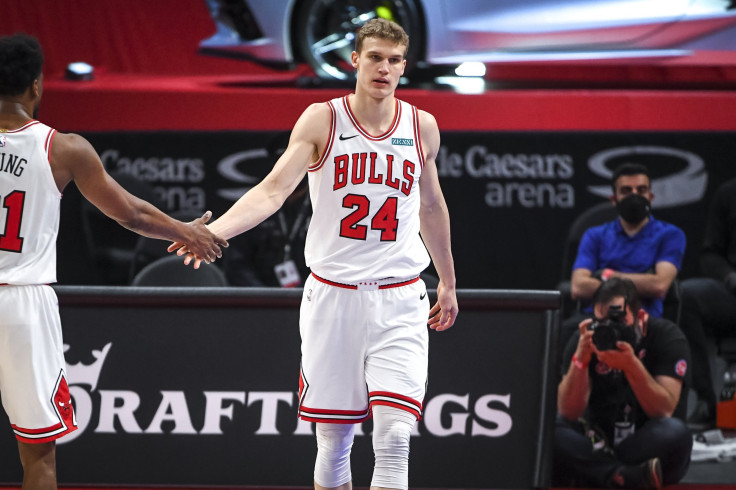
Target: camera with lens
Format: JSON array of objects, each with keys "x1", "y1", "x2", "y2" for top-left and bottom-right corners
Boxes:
[{"x1": 589, "y1": 304, "x2": 631, "y2": 351}]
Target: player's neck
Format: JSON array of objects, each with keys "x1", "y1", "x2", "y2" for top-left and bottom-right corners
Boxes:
[
  {"x1": 0, "y1": 99, "x2": 34, "y2": 129},
  {"x1": 348, "y1": 92, "x2": 396, "y2": 135}
]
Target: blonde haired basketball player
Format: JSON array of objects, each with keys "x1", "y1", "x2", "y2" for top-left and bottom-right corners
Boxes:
[
  {"x1": 173, "y1": 18, "x2": 458, "y2": 490},
  {"x1": 0, "y1": 33, "x2": 227, "y2": 490}
]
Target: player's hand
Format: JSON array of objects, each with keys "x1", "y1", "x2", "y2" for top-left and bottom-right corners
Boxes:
[
  {"x1": 428, "y1": 281, "x2": 458, "y2": 331},
  {"x1": 168, "y1": 247, "x2": 205, "y2": 269},
  {"x1": 167, "y1": 211, "x2": 228, "y2": 269}
]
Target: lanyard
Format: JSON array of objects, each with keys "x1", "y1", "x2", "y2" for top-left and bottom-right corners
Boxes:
[{"x1": 278, "y1": 194, "x2": 311, "y2": 261}]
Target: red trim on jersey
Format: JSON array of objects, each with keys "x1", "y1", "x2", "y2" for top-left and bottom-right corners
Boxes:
[
  {"x1": 311, "y1": 272, "x2": 419, "y2": 290},
  {"x1": 309, "y1": 101, "x2": 336, "y2": 172},
  {"x1": 44, "y1": 128, "x2": 56, "y2": 156},
  {"x1": 5, "y1": 120, "x2": 41, "y2": 133},
  {"x1": 412, "y1": 105, "x2": 425, "y2": 169},
  {"x1": 344, "y1": 95, "x2": 401, "y2": 141}
]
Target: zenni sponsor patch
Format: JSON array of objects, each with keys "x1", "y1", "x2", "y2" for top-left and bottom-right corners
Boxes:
[{"x1": 391, "y1": 137, "x2": 413, "y2": 146}]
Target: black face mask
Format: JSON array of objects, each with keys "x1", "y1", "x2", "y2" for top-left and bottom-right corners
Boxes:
[{"x1": 616, "y1": 194, "x2": 650, "y2": 225}]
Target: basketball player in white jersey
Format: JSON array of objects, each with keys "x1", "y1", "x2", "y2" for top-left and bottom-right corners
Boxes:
[
  {"x1": 0, "y1": 34, "x2": 227, "y2": 489},
  {"x1": 172, "y1": 18, "x2": 457, "y2": 490}
]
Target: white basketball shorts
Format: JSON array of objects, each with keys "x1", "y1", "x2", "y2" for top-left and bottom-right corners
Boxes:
[
  {"x1": 298, "y1": 273, "x2": 429, "y2": 424},
  {"x1": 0, "y1": 285, "x2": 77, "y2": 443}
]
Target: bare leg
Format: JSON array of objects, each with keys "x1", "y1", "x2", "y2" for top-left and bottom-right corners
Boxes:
[{"x1": 17, "y1": 440, "x2": 57, "y2": 490}]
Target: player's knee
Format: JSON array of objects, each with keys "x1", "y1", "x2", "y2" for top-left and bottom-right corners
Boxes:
[
  {"x1": 373, "y1": 405, "x2": 414, "y2": 452},
  {"x1": 371, "y1": 405, "x2": 416, "y2": 490},
  {"x1": 18, "y1": 441, "x2": 55, "y2": 468},
  {"x1": 314, "y1": 422, "x2": 355, "y2": 488}
]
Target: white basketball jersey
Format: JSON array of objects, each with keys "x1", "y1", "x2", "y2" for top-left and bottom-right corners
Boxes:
[
  {"x1": 0, "y1": 121, "x2": 61, "y2": 285},
  {"x1": 305, "y1": 96, "x2": 430, "y2": 283}
]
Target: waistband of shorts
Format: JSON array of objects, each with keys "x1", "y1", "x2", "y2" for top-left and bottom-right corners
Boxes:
[{"x1": 310, "y1": 273, "x2": 420, "y2": 291}]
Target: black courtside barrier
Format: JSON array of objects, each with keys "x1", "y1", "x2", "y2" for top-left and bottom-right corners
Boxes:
[{"x1": 0, "y1": 287, "x2": 560, "y2": 488}]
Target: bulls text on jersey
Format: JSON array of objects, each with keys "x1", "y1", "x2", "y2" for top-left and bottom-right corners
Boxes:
[{"x1": 333, "y1": 152, "x2": 416, "y2": 197}]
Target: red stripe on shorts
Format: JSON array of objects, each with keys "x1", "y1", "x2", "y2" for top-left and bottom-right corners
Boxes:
[
  {"x1": 12, "y1": 422, "x2": 77, "y2": 444},
  {"x1": 369, "y1": 391, "x2": 423, "y2": 420}
]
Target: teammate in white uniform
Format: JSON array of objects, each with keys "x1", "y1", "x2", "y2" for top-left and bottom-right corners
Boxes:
[
  {"x1": 0, "y1": 34, "x2": 227, "y2": 489},
  {"x1": 173, "y1": 18, "x2": 458, "y2": 490}
]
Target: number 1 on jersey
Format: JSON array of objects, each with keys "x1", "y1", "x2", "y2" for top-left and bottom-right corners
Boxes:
[{"x1": 0, "y1": 191, "x2": 25, "y2": 253}]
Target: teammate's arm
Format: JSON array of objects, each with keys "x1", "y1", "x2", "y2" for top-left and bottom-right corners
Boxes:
[
  {"x1": 417, "y1": 110, "x2": 458, "y2": 331},
  {"x1": 49, "y1": 132, "x2": 227, "y2": 266},
  {"x1": 170, "y1": 102, "x2": 331, "y2": 267}
]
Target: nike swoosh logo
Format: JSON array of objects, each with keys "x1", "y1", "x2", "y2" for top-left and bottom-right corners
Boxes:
[
  {"x1": 420, "y1": 292, "x2": 427, "y2": 300},
  {"x1": 339, "y1": 134, "x2": 358, "y2": 141}
]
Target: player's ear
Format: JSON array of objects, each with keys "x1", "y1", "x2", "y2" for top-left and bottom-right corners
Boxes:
[{"x1": 30, "y1": 78, "x2": 40, "y2": 99}]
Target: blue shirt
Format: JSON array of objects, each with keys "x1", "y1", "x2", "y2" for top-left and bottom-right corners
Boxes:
[{"x1": 573, "y1": 216, "x2": 686, "y2": 317}]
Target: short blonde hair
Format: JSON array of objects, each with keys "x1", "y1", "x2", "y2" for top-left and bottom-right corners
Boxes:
[{"x1": 355, "y1": 18, "x2": 409, "y2": 57}]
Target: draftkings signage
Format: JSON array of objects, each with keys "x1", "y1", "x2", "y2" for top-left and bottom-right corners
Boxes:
[{"x1": 0, "y1": 288, "x2": 559, "y2": 488}]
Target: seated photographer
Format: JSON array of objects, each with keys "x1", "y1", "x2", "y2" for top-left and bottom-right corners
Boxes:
[{"x1": 554, "y1": 277, "x2": 692, "y2": 489}]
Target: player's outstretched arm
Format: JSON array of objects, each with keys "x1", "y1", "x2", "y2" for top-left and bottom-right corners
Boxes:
[
  {"x1": 50, "y1": 132, "x2": 228, "y2": 267},
  {"x1": 169, "y1": 102, "x2": 331, "y2": 267},
  {"x1": 417, "y1": 110, "x2": 458, "y2": 331}
]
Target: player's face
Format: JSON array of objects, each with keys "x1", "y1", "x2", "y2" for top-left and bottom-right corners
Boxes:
[{"x1": 351, "y1": 37, "x2": 406, "y2": 97}]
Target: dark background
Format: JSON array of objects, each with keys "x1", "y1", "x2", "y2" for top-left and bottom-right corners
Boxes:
[{"x1": 57, "y1": 130, "x2": 736, "y2": 289}]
